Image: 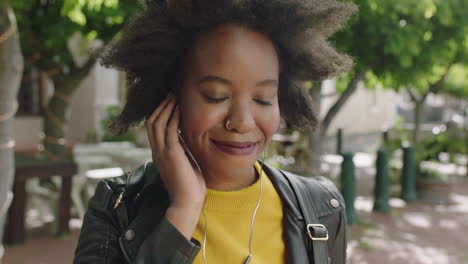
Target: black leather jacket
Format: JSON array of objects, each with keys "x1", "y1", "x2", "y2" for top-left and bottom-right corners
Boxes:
[{"x1": 73, "y1": 162, "x2": 347, "y2": 263}]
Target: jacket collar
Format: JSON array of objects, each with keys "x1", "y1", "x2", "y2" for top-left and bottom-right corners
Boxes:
[{"x1": 135, "y1": 161, "x2": 305, "y2": 222}]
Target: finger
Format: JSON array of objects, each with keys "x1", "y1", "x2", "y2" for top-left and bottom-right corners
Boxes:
[
  {"x1": 166, "y1": 105, "x2": 181, "y2": 148},
  {"x1": 146, "y1": 95, "x2": 172, "y2": 128},
  {"x1": 147, "y1": 96, "x2": 172, "y2": 155},
  {"x1": 154, "y1": 98, "x2": 176, "y2": 149}
]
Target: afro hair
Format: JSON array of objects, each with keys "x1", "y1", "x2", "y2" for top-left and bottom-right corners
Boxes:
[{"x1": 101, "y1": 0, "x2": 358, "y2": 135}]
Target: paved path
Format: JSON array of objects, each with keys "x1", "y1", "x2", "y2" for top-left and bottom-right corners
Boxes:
[
  {"x1": 348, "y1": 176, "x2": 468, "y2": 264},
  {"x1": 3, "y1": 224, "x2": 80, "y2": 264},
  {"x1": 3, "y1": 176, "x2": 468, "y2": 264}
]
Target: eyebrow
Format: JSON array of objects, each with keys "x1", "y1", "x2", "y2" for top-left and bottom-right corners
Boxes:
[{"x1": 198, "y1": 75, "x2": 278, "y2": 87}]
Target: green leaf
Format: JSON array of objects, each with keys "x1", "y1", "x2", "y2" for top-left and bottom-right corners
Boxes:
[{"x1": 67, "y1": 7, "x2": 87, "y2": 25}]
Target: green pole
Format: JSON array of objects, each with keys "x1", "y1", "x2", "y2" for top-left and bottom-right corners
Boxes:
[
  {"x1": 401, "y1": 145, "x2": 417, "y2": 201},
  {"x1": 337, "y1": 128, "x2": 343, "y2": 154},
  {"x1": 382, "y1": 130, "x2": 389, "y2": 146},
  {"x1": 373, "y1": 148, "x2": 391, "y2": 212},
  {"x1": 340, "y1": 152, "x2": 358, "y2": 224}
]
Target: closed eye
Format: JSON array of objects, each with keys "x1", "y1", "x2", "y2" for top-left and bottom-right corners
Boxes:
[
  {"x1": 254, "y1": 99, "x2": 272, "y2": 106},
  {"x1": 202, "y1": 94, "x2": 229, "y2": 103}
]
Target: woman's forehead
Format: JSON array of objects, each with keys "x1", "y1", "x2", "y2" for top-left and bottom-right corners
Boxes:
[{"x1": 184, "y1": 24, "x2": 280, "y2": 82}]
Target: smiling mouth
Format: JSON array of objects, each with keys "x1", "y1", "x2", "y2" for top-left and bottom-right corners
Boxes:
[{"x1": 211, "y1": 139, "x2": 257, "y2": 155}]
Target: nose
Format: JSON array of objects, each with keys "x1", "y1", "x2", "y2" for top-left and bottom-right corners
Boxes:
[{"x1": 226, "y1": 100, "x2": 255, "y2": 133}]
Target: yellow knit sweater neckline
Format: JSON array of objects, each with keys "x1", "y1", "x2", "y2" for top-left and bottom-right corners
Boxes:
[
  {"x1": 192, "y1": 161, "x2": 286, "y2": 264},
  {"x1": 204, "y1": 164, "x2": 263, "y2": 213}
]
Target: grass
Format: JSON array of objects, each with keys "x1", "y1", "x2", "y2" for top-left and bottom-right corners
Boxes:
[
  {"x1": 357, "y1": 240, "x2": 373, "y2": 250},
  {"x1": 357, "y1": 220, "x2": 378, "y2": 230}
]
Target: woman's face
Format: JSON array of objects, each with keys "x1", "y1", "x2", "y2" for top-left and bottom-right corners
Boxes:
[{"x1": 178, "y1": 24, "x2": 280, "y2": 173}]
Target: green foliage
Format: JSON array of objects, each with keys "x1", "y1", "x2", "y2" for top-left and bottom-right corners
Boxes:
[
  {"x1": 334, "y1": 0, "x2": 468, "y2": 92},
  {"x1": 419, "y1": 167, "x2": 449, "y2": 181},
  {"x1": 12, "y1": 0, "x2": 141, "y2": 71},
  {"x1": 417, "y1": 127, "x2": 467, "y2": 162},
  {"x1": 357, "y1": 240, "x2": 373, "y2": 250},
  {"x1": 385, "y1": 117, "x2": 411, "y2": 154},
  {"x1": 389, "y1": 161, "x2": 401, "y2": 185},
  {"x1": 443, "y1": 63, "x2": 468, "y2": 98}
]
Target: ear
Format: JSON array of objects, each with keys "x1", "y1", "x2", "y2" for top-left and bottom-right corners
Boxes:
[{"x1": 171, "y1": 77, "x2": 183, "y2": 103}]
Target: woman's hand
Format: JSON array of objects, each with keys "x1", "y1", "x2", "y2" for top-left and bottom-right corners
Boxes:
[{"x1": 146, "y1": 95, "x2": 206, "y2": 239}]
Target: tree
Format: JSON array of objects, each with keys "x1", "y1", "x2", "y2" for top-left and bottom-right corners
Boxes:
[
  {"x1": 312, "y1": 0, "x2": 468, "y2": 155},
  {"x1": 12, "y1": 0, "x2": 140, "y2": 159},
  {"x1": 442, "y1": 63, "x2": 468, "y2": 176},
  {"x1": 0, "y1": 0, "x2": 23, "y2": 260},
  {"x1": 361, "y1": 0, "x2": 468, "y2": 148}
]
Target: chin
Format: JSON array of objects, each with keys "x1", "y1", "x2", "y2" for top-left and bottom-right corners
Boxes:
[{"x1": 202, "y1": 151, "x2": 260, "y2": 171}]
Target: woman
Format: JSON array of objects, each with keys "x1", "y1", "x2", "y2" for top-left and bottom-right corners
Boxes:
[{"x1": 74, "y1": 0, "x2": 357, "y2": 263}]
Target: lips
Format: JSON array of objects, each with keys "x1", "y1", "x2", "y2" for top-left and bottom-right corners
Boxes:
[{"x1": 211, "y1": 140, "x2": 257, "y2": 155}]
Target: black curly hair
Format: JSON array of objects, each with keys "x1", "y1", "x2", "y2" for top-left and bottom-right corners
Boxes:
[{"x1": 102, "y1": 0, "x2": 358, "y2": 135}]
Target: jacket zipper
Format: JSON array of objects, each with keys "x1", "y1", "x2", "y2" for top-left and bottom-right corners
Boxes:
[
  {"x1": 114, "y1": 191, "x2": 133, "y2": 263},
  {"x1": 114, "y1": 191, "x2": 129, "y2": 230},
  {"x1": 114, "y1": 192, "x2": 124, "y2": 209}
]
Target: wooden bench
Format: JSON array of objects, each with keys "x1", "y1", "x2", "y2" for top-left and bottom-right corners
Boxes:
[{"x1": 4, "y1": 154, "x2": 77, "y2": 244}]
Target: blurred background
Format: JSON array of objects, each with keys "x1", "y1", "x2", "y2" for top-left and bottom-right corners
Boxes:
[{"x1": 0, "y1": 0, "x2": 467, "y2": 263}]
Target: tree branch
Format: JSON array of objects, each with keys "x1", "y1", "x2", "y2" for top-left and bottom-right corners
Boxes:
[
  {"x1": 52, "y1": 45, "x2": 107, "y2": 94},
  {"x1": 407, "y1": 88, "x2": 419, "y2": 102},
  {"x1": 429, "y1": 60, "x2": 457, "y2": 95},
  {"x1": 319, "y1": 65, "x2": 371, "y2": 138}
]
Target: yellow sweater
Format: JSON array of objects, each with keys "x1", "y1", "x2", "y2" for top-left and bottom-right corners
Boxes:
[{"x1": 192, "y1": 162, "x2": 285, "y2": 263}]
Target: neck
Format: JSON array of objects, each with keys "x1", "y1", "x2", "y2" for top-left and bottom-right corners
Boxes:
[{"x1": 203, "y1": 164, "x2": 258, "y2": 191}]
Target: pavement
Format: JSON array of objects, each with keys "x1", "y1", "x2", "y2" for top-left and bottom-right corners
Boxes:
[
  {"x1": 347, "y1": 175, "x2": 468, "y2": 264},
  {"x1": 3, "y1": 175, "x2": 468, "y2": 264}
]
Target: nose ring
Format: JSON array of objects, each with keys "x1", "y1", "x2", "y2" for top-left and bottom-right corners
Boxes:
[{"x1": 225, "y1": 120, "x2": 233, "y2": 131}]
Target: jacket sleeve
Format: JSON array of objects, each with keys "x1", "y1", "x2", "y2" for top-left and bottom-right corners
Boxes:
[
  {"x1": 73, "y1": 181, "x2": 127, "y2": 264},
  {"x1": 134, "y1": 217, "x2": 201, "y2": 263},
  {"x1": 73, "y1": 180, "x2": 201, "y2": 264}
]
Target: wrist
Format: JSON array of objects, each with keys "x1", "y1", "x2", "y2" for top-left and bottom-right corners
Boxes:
[
  {"x1": 171, "y1": 199, "x2": 205, "y2": 211},
  {"x1": 165, "y1": 205, "x2": 203, "y2": 240}
]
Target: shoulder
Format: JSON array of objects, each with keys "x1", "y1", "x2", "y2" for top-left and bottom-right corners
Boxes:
[
  {"x1": 107, "y1": 161, "x2": 159, "y2": 190},
  {"x1": 265, "y1": 164, "x2": 345, "y2": 217},
  {"x1": 300, "y1": 175, "x2": 344, "y2": 204},
  {"x1": 296, "y1": 174, "x2": 345, "y2": 216},
  {"x1": 91, "y1": 162, "x2": 162, "y2": 209}
]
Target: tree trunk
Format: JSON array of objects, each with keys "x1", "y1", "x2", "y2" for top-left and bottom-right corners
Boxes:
[
  {"x1": 42, "y1": 77, "x2": 75, "y2": 160},
  {"x1": 412, "y1": 99, "x2": 423, "y2": 149},
  {"x1": 317, "y1": 68, "x2": 369, "y2": 155},
  {"x1": 0, "y1": 4, "x2": 23, "y2": 260},
  {"x1": 41, "y1": 57, "x2": 98, "y2": 160}
]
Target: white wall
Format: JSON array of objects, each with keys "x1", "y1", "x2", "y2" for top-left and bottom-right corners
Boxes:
[
  {"x1": 66, "y1": 66, "x2": 97, "y2": 144},
  {"x1": 93, "y1": 65, "x2": 120, "y2": 139},
  {"x1": 320, "y1": 80, "x2": 399, "y2": 135},
  {"x1": 13, "y1": 116, "x2": 42, "y2": 151}
]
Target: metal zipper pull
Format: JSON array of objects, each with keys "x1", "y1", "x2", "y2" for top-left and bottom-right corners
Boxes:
[{"x1": 114, "y1": 192, "x2": 124, "y2": 209}]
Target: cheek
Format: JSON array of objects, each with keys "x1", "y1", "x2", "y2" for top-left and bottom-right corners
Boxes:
[
  {"x1": 258, "y1": 105, "x2": 280, "y2": 144},
  {"x1": 179, "y1": 98, "x2": 222, "y2": 136}
]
